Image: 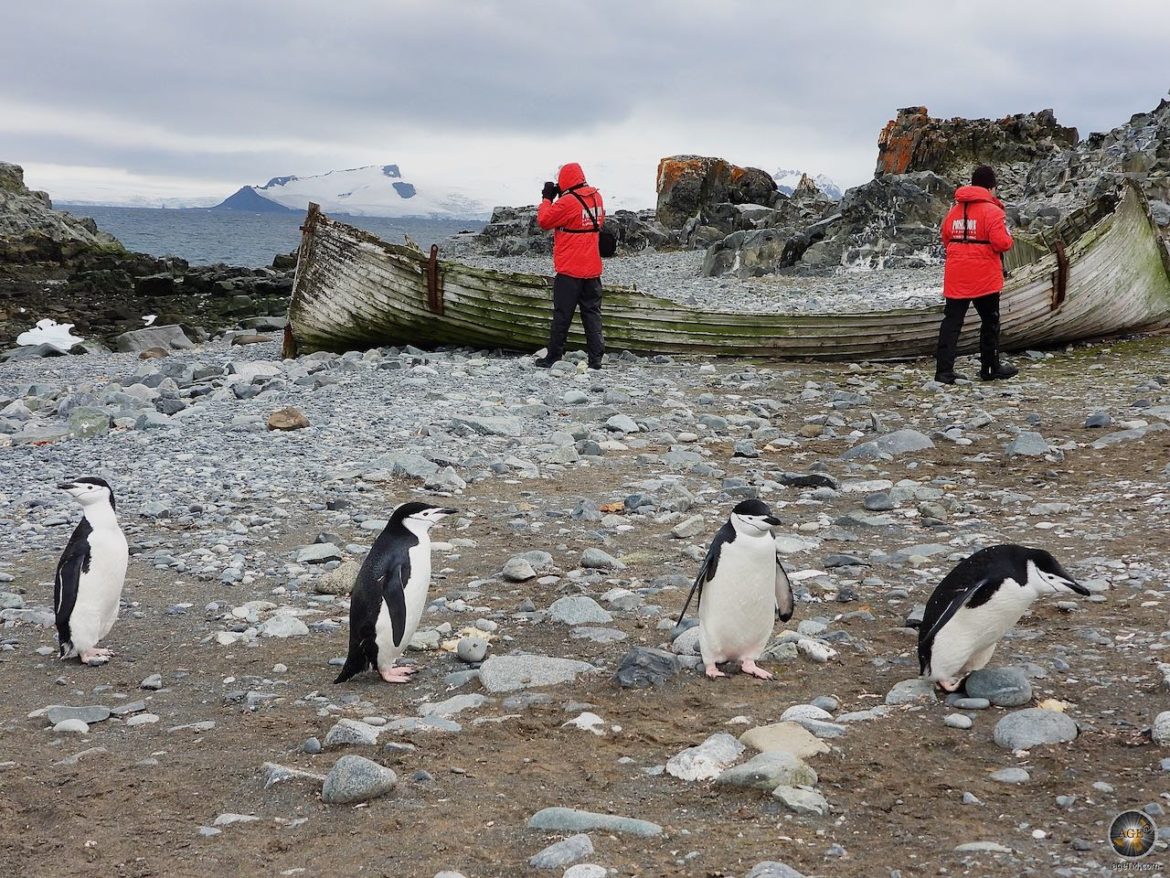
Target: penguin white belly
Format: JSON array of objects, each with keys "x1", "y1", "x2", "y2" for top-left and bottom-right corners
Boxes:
[
  {"x1": 699, "y1": 540, "x2": 776, "y2": 665},
  {"x1": 69, "y1": 530, "x2": 128, "y2": 650},
  {"x1": 374, "y1": 543, "x2": 431, "y2": 670},
  {"x1": 929, "y1": 583, "x2": 1034, "y2": 680}
]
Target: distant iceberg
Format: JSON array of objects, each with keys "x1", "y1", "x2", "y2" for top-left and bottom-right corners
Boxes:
[{"x1": 17, "y1": 318, "x2": 84, "y2": 352}]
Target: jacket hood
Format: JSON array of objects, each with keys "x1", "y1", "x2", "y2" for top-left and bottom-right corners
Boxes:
[
  {"x1": 558, "y1": 162, "x2": 587, "y2": 191},
  {"x1": 955, "y1": 185, "x2": 1002, "y2": 206}
]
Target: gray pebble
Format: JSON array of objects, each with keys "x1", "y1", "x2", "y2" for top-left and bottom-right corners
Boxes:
[
  {"x1": 528, "y1": 833, "x2": 594, "y2": 869},
  {"x1": 990, "y1": 767, "x2": 1030, "y2": 784},
  {"x1": 455, "y1": 636, "x2": 489, "y2": 663},
  {"x1": 944, "y1": 713, "x2": 973, "y2": 730},
  {"x1": 321, "y1": 755, "x2": 397, "y2": 805}
]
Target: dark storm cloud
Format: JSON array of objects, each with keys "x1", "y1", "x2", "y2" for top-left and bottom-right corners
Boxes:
[{"x1": 3, "y1": 0, "x2": 1168, "y2": 192}]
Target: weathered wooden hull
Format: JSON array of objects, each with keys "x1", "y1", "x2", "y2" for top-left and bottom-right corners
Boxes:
[{"x1": 285, "y1": 184, "x2": 1170, "y2": 360}]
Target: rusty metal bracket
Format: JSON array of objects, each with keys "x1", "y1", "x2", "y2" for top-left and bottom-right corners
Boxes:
[
  {"x1": 1051, "y1": 240, "x2": 1068, "y2": 311},
  {"x1": 426, "y1": 244, "x2": 444, "y2": 314}
]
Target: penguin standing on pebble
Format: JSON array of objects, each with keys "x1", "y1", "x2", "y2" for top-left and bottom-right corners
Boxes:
[
  {"x1": 677, "y1": 499, "x2": 794, "y2": 680},
  {"x1": 54, "y1": 478, "x2": 129, "y2": 664},
  {"x1": 918, "y1": 544, "x2": 1088, "y2": 691},
  {"x1": 335, "y1": 502, "x2": 457, "y2": 684}
]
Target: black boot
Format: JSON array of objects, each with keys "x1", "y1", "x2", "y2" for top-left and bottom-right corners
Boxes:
[
  {"x1": 934, "y1": 370, "x2": 968, "y2": 384},
  {"x1": 980, "y1": 362, "x2": 1018, "y2": 381}
]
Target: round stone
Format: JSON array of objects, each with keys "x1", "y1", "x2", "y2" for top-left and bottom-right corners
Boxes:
[
  {"x1": 456, "y1": 636, "x2": 489, "y2": 663},
  {"x1": 993, "y1": 708, "x2": 1078, "y2": 750},
  {"x1": 964, "y1": 667, "x2": 1033, "y2": 707},
  {"x1": 53, "y1": 719, "x2": 89, "y2": 734},
  {"x1": 944, "y1": 713, "x2": 973, "y2": 730},
  {"x1": 1151, "y1": 711, "x2": 1170, "y2": 745}
]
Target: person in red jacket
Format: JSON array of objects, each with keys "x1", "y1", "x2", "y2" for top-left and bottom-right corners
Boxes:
[
  {"x1": 934, "y1": 165, "x2": 1017, "y2": 383},
  {"x1": 534, "y1": 162, "x2": 605, "y2": 369}
]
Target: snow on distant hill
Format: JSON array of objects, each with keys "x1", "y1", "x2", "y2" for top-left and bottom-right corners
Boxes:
[
  {"x1": 213, "y1": 165, "x2": 493, "y2": 219},
  {"x1": 773, "y1": 168, "x2": 843, "y2": 201}
]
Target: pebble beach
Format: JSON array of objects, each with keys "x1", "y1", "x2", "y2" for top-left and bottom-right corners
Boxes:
[{"x1": 2, "y1": 328, "x2": 1170, "y2": 875}]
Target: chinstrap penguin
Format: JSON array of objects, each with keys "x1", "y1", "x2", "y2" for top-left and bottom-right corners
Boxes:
[
  {"x1": 918, "y1": 543, "x2": 1088, "y2": 692},
  {"x1": 54, "y1": 478, "x2": 129, "y2": 664},
  {"x1": 334, "y1": 502, "x2": 457, "y2": 684},
  {"x1": 677, "y1": 498, "x2": 794, "y2": 680}
]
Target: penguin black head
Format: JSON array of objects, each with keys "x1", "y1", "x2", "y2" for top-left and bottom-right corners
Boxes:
[
  {"x1": 59, "y1": 477, "x2": 116, "y2": 511},
  {"x1": 729, "y1": 498, "x2": 781, "y2": 535},
  {"x1": 1023, "y1": 546, "x2": 1088, "y2": 596},
  {"x1": 390, "y1": 501, "x2": 458, "y2": 533}
]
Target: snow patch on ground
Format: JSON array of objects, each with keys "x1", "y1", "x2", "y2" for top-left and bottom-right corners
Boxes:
[{"x1": 16, "y1": 319, "x2": 84, "y2": 352}]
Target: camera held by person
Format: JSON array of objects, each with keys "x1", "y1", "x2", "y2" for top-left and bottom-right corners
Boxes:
[{"x1": 541, "y1": 181, "x2": 560, "y2": 202}]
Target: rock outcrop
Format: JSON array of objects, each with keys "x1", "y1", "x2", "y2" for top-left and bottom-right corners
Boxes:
[
  {"x1": 705, "y1": 92, "x2": 1170, "y2": 277},
  {"x1": 702, "y1": 171, "x2": 951, "y2": 276},
  {"x1": 875, "y1": 107, "x2": 1078, "y2": 195},
  {"x1": 655, "y1": 155, "x2": 781, "y2": 231},
  {"x1": 1017, "y1": 97, "x2": 1170, "y2": 232},
  {"x1": 0, "y1": 162, "x2": 123, "y2": 263}
]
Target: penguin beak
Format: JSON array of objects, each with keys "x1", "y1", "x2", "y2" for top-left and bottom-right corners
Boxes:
[
  {"x1": 1051, "y1": 561, "x2": 1089, "y2": 595},
  {"x1": 58, "y1": 482, "x2": 77, "y2": 491},
  {"x1": 438, "y1": 508, "x2": 458, "y2": 516},
  {"x1": 764, "y1": 516, "x2": 782, "y2": 528}
]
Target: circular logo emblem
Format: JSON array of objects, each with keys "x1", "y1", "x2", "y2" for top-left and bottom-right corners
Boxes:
[{"x1": 1110, "y1": 810, "x2": 1157, "y2": 859}]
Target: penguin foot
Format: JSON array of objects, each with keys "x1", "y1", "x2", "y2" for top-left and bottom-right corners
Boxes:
[
  {"x1": 704, "y1": 664, "x2": 727, "y2": 679},
  {"x1": 937, "y1": 677, "x2": 963, "y2": 693},
  {"x1": 740, "y1": 660, "x2": 773, "y2": 680},
  {"x1": 378, "y1": 665, "x2": 414, "y2": 684},
  {"x1": 80, "y1": 647, "x2": 112, "y2": 664}
]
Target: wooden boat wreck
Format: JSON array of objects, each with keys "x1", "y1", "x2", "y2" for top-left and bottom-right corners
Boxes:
[{"x1": 284, "y1": 183, "x2": 1170, "y2": 360}]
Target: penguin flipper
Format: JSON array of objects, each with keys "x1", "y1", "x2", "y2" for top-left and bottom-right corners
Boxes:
[
  {"x1": 677, "y1": 541, "x2": 721, "y2": 626},
  {"x1": 380, "y1": 564, "x2": 409, "y2": 648},
  {"x1": 917, "y1": 575, "x2": 1000, "y2": 671},
  {"x1": 774, "y1": 555, "x2": 794, "y2": 622},
  {"x1": 54, "y1": 519, "x2": 92, "y2": 655}
]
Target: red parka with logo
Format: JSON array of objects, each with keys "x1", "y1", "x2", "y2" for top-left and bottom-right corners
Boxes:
[
  {"x1": 941, "y1": 186, "x2": 1014, "y2": 299},
  {"x1": 536, "y1": 162, "x2": 604, "y2": 279}
]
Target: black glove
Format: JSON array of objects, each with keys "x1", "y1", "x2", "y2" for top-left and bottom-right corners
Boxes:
[{"x1": 542, "y1": 181, "x2": 559, "y2": 202}]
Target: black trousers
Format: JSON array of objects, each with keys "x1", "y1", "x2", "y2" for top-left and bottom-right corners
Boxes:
[
  {"x1": 935, "y1": 293, "x2": 1001, "y2": 374},
  {"x1": 547, "y1": 273, "x2": 604, "y2": 362}
]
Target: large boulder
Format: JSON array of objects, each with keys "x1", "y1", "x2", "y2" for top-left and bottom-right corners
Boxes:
[
  {"x1": 114, "y1": 325, "x2": 194, "y2": 353},
  {"x1": 655, "y1": 155, "x2": 780, "y2": 231},
  {"x1": 0, "y1": 162, "x2": 124, "y2": 263}
]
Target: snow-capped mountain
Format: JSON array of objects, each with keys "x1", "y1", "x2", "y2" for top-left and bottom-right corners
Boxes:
[
  {"x1": 773, "y1": 168, "x2": 843, "y2": 201},
  {"x1": 214, "y1": 165, "x2": 493, "y2": 219}
]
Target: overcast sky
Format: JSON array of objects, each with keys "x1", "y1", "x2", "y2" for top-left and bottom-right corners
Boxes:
[{"x1": 3, "y1": 0, "x2": 1168, "y2": 210}]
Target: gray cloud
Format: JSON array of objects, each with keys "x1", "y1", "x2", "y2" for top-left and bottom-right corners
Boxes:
[{"x1": 4, "y1": 0, "x2": 1168, "y2": 202}]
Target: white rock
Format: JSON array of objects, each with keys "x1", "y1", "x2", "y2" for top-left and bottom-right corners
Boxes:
[{"x1": 666, "y1": 732, "x2": 745, "y2": 782}]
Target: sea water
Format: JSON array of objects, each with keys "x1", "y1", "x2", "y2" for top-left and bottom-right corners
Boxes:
[{"x1": 58, "y1": 205, "x2": 485, "y2": 268}]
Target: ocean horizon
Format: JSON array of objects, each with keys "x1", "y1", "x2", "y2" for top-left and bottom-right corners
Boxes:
[{"x1": 58, "y1": 204, "x2": 485, "y2": 268}]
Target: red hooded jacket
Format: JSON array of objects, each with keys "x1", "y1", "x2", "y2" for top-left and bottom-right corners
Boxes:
[
  {"x1": 536, "y1": 162, "x2": 604, "y2": 279},
  {"x1": 941, "y1": 186, "x2": 1013, "y2": 299}
]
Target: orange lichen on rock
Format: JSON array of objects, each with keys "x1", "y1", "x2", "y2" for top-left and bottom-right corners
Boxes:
[
  {"x1": 876, "y1": 107, "x2": 933, "y2": 175},
  {"x1": 874, "y1": 106, "x2": 1078, "y2": 180}
]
